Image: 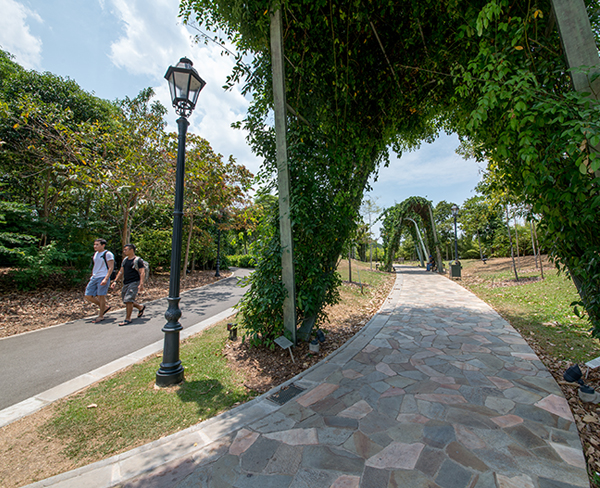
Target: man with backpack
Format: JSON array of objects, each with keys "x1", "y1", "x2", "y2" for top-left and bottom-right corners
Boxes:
[
  {"x1": 85, "y1": 238, "x2": 114, "y2": 323},
  {"x1": 110, "y1": 243, "x2": 146, "y2": 326}
]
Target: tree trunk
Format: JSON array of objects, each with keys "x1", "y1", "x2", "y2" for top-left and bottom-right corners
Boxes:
[
  {"x1": 477, "y1": 230, "x2": 483, "y2": 260},
  {"x1": 348, "y1": 248, "x2": 352, "y2": 283},
  {"x1": 530, "y1": 221, "x2": 538, "y2": 269},
  {"x1": 505, "y1": 206, "x2": 519, "y2": 281},
  {"x1": 513, "y1": 211, "x2": 520, "y2": 268},
  {"x1": 533, "y1": 222, "x2": 544, "y2": 279}
]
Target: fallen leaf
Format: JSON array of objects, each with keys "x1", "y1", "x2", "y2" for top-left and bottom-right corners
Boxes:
[{"x1": 87, "y1": 403, "x2": 98, "y2": 409}]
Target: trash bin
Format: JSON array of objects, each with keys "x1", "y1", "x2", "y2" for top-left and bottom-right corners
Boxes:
[{"x1": 451, "y1": 263, "x2": 462, "y2": 278}]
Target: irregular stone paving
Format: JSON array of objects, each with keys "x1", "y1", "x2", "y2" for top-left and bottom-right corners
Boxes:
[{"x1": 30, "y1": 267, "x2": 589, "y2": 488}]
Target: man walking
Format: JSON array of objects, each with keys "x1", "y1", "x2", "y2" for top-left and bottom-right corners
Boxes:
[
  {"x1": 110, "y1": 244, "x2": 146, "y2": 326},
  {"x1": 85, "y1": 238, "x2": 114, "y2": 323}
]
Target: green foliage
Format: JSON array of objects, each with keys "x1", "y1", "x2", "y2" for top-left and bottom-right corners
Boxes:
[
  {"x1": 227, "y1": 254, "x2": 256, "y2": 268},
  {"x1": 381, "y1": 197, "x2": 441, "y2": 271},
  {"x1": 451, "y1": 0, "x2": 600, "y2": 334}
]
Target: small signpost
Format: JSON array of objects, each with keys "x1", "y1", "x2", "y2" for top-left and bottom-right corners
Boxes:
[
  {"x1": 585, "y1": 356, "x2": 600, "y2": 378},
  {"x1": 274, "y1": 335, "x2": 295, "y2": 363}
]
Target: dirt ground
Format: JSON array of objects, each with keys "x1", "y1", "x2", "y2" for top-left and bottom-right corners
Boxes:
[{"x1": 0, "y1": 269, "x2": 228, "y2": 339}]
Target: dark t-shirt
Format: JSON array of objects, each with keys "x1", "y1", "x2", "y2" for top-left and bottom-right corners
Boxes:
[{"x1": 123, "y1": 257, "x2": 145, "y2": 285}]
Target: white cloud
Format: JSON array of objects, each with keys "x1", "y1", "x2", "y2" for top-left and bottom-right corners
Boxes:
[
  {"x1": 107, "y1": 0, "x2": 262, "y2": 178},
  {"x1": 0, "y1": 0, "x2": 43, "y2": 69}
]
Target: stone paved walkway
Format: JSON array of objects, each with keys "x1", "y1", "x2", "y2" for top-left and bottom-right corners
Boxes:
[{"x1": 29, "y1": 266, "x2": 589, "y2": 488}]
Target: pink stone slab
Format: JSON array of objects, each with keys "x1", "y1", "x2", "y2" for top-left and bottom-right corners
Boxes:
[
  {"x1": 397, "y1": 413, "x2": 429, "y2": 424},
  {"x1": 412, "y1": 350, "x2": 438, "y2": 360},
  {"x1": 495, "y1": 473, "x2": 535, "y2": 488},
  {"x1": 381, "y1": 387, "x2": 405, "y2": 398},
  {"x1": 296, "y1": 383, "x2": 339, "y2": 407},
  {"x1": 535, "y1": 394, "x2": 574, "y2": 422},
  {"x1": 450, "y1": 361, "x2": 480, "y2": 371},
  {"x1": 431, "y1": 376, "x2": 456, "y2": 385},
  {"x1": 499, "y1": 335, "x2": 527, "y2": 345},
  {"x1": 365, "y1": 442, "x2": 425, "y2": 469},
  {"x1": 342, "y1": 369, "x2": 363, "y2": 379},
  {"x1": 264, "y1": 428, "x2": 318, "y2": 446},
  {"x1": 415, "y1": 393, "x2": 467, "y2": 404},
  {"x1": 229, "y1": 429, "x2": 259, "y2": 456},
  {"x1": 461, "y1": 343, "x2": 491, "y2": 354},
  {"x1": 549, "y1": 442, "x2": 586, "y2": 469},
  {"x1": 426, "y1": 347, "x2": 445, "y2": 355},
  {"x1": 454, "y1": 424, "x2": 486, "y2": 449},
  {"x1": 446, "y1": 327, "x2": 465, "y2": 335},
  {"x1": 491, "y1": 414, "x2": 524, "y2": 428},
  {"x1": 488, "y1": 376, "x2": 514, "y2": 390},
  {"x1": 415, "y1": 364, "x2": 442, "y2": 378},
  {"x1": 363, "y1": 344, "x2": 379, "y2": 353},
  {"x1": 339, "y1": 400, "x2": 373, "y2": 419},
  {"x1": 471, "y1": 334, "x2": 492, "y2": 344},
  {"x1": 330, "y1": 475, "x2": 361, "y2": 488},
  {"x1": 511, "y1": 352, "x2": 539, "y2": 361},
  {"x1": 376, "y1": 363, "x2": 397, "y2": 376}
]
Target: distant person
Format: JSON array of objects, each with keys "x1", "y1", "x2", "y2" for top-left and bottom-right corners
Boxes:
[
  {"x1": 85, "y1": 238, "x2": 114, "y2": 323},
  {"x1": 426, "y1": 255, "x2": 436, "y2": 272},
  {"x1": 110, "y1": 244, "x2": 146, "y2": 326}
]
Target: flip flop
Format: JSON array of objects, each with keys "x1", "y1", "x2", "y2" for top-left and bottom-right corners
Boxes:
[
  {"x1": 104, "y1": 305, "x2": 111, "y2": 314},
  {"x1": 138, "y1": 305, "x2": 146, "y2": 318},
  {"x1": 119, "y1": 320, "x2": 132, "y2": 326},
  {"x1": 92, "y1": 317, "x2": 105, "y2": 323}
]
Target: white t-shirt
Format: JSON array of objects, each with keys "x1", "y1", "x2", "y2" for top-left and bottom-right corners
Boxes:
[{"x1": 92, "y1": 251, "x2": 114, "y2": 278}]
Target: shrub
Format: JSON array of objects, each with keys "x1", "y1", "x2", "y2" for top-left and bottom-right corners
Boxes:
[{"x1": 226, "y1": 254, "x2": 256, "y2": 268}]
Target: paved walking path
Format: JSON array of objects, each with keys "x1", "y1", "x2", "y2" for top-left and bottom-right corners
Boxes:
[
  {"x1": 0, "y1": 269, "x2": 251, "y2": 426},
  {"x1": 27, "y1": 266, "x2": 589, "y2": 488}
]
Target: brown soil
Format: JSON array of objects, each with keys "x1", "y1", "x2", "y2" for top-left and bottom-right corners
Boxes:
[{"x1": 0, "y1": 270, "x2": 228, "y2": 339}]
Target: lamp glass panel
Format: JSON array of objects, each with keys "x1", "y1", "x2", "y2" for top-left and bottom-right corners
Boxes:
[
  {"x1": 173, "y1": 70, "x2": 191, "y2": 101},
  {"x1": 187, "y1": 76, "x2": 204, "y2": 106}
]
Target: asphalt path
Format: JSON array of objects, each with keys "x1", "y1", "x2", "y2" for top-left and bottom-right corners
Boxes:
[{"x1": 0, "y1": 268, "x2": 252, "y2": 411}]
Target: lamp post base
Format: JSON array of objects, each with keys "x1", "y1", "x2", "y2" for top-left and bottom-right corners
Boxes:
[{"x1": 156, "y1": 366, "x2": 184, "y2": 387}]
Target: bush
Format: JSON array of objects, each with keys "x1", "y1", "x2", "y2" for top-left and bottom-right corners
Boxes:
[{"x1": 226, "y1": 254, "x2": 256, "y2": 268}]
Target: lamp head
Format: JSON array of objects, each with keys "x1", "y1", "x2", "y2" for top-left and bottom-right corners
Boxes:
[{"x1": 165, "y1": 57, "x2": 206, "y2": 117}]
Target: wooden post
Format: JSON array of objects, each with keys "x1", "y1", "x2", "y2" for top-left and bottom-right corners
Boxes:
[
  {"x1": 428, "y1": 204, "x2": 444, "y2": 273},
  {"x1": 551, "y1": 0, "x2": 600, "y2": 99},
  {"x1": 270, "y1": 8, "x2": 297, "y2": 343}
]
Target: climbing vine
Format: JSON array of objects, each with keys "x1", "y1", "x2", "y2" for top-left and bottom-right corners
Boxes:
[
  {"x1": 180, "y1": 0, "x2": 600, "y2": 340},
  {"x1": 381, "y1": 197, "x2": 442, "y2": 272}
]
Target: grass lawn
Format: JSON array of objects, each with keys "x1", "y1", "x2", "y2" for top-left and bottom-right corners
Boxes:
[{"x1": 459, "y1": 257, "x2": 600, "y2": 365}]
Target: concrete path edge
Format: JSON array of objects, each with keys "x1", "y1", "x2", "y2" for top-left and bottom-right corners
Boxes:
[{"x1": 23, "y1": 272, "x2": 405, "y2": 488}]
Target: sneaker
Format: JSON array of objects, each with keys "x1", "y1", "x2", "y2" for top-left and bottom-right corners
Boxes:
[{"x1": 579, "y1": 385, "x2": 600, "y2": 403}]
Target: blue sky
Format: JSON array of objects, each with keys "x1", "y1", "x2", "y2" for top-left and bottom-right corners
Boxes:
[{"x1": 0, "y1": 0, "x2": 485, "y2": 238}]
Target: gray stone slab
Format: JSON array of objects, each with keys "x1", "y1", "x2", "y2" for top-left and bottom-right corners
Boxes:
[
  {"x1": 435, "y1": 459, "x2": 474, "y2": 488},
  {"x1": 241, "y1": 437, "x2": 280, "y2": 473},
  {"x1": 301, "y1": 446, "x2": 364, "y2": 474}
]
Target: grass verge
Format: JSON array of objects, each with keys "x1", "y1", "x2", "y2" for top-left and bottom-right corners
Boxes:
[{"x1": 459, "y1": 258, "x2": 600, "y2": 364}]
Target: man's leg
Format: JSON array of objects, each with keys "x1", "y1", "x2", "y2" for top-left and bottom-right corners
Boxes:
[{"x1": 125, "y1": 302, "x2": 134, "y2": 321}]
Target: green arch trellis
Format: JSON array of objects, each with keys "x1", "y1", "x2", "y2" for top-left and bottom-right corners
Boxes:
[{"x1": 381, "y1": 197, "x2": 444, "y2": 273}]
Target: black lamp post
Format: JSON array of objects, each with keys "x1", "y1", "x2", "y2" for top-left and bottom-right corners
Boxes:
[
  {"x1": 156, "y1": 57, "x2": 206, "y2": 387},
  {"x1": 451, "y1": 204, "x2": 459, "y2": 263}
]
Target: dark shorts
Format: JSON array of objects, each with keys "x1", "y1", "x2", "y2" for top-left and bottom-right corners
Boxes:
[{"x1": 121, "y1": 282, "x2": 140, "y2": 303}]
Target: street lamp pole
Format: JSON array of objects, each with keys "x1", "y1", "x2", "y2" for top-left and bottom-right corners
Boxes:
[
  {"x1": 451, "y1": 204, "x2": 459, "y2": 263},
  {"x1": 156, "y1": 57, "x2": 206, "y2": 387}
]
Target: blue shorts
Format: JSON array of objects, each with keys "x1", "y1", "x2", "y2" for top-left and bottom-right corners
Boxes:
[{"x1": 85, "y1": 275, "x2": 110, "y2": 296}]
